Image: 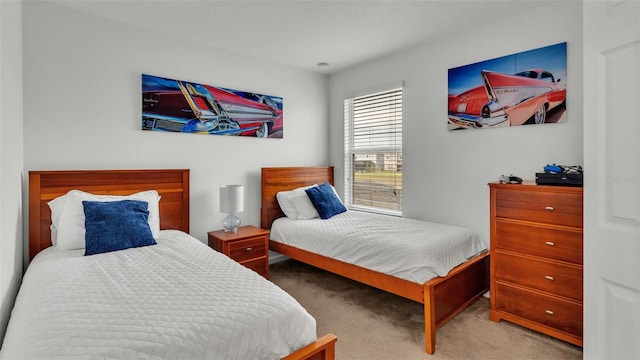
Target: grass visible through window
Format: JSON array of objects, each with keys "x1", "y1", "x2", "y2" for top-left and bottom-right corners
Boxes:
[{"x1": 352, "y1": 171, "x2": 402, "y2": 211}]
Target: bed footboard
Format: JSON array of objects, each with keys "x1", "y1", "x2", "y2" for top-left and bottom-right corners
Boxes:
[
  {"x1": 271, "y1": 240, "x2": 488, "y2": 355},
  {"x1": 423, "y1": 251, "x2": 490, "y2": 354},
  {"x1": 283, "y1": 333, "x2": 337, "y2": 360}
]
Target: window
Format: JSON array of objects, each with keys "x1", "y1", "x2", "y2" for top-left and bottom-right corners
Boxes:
[
  {"x1": 344, "y1": 85, "x2": 403, "y2": 214},
  {"x1": 541, "y1": 72, "x2": 555, "y2": 83}
]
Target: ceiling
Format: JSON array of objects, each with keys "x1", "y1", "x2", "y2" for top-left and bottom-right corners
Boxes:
[{"x1": 48, "y1": 0, "x2": 558, "y2": 74}]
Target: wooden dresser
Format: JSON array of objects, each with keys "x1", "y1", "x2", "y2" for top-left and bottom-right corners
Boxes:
[{"x1": 488, "y1": 182, "x2": 583, "y2": 347}]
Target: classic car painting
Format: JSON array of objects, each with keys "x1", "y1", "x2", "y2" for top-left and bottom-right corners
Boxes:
[
  {"x1": 448, "y1": 42, "x2": 567, "y2": 130},
  {"x1": 142, "y1": 74, "x2": 283, "y2": 138}
]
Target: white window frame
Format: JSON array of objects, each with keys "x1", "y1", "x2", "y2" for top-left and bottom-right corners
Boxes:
[{"x1": 344, "y1": 82, "x2": 403, "y2": 216}]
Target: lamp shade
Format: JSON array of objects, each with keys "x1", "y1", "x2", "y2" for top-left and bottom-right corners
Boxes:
[{"x1": 220, "y1": 185, "x2": 244, "y2": 213}]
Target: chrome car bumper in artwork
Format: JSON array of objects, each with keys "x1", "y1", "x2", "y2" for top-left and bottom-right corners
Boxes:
[
  {"x1": 448, "y1": 98, "x2": 509, "y2": 129},
  {"x1": 142, "y1": 113, "x2": 243, "y2": 135},
  {"x1": 448, "y1": 112, "x2": 509, "y2": 129}
]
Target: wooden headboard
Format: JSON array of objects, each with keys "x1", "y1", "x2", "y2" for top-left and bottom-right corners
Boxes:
[
  {"x1": 260, "y1": 166, "x2": 334, "y2": 229},
  {"x1": 29, "y1": 169, "x2": 190, "y2": 260}
]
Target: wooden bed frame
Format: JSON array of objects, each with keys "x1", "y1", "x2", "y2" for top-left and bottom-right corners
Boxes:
[
  {"x1": 28, "y1": 169, "x2": 336, "y2": 360},
  {"x1": 261, "y1": 166, "x2": 490, "y2": 355}
]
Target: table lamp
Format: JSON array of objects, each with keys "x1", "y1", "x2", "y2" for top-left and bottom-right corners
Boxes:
[{"x1": 220, "y1": 185, "x2": 244, "y2": 233}]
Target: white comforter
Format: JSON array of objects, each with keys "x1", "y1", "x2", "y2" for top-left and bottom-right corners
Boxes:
[
  {"x1": 0, "y1": 230, "x2": 316, "y2": 360},
  {"x1": 270, "y1": 211, "x2": 487, "y2": 284}
]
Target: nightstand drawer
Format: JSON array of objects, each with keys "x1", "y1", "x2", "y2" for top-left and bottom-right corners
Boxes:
[
  {"x1": 242, "y1": 257, "x2": 268, "y2": 277},
  {"x1": 228, "y1": 237, "x2": 266, "y2": 262},
  {"x1": 495, "y1": 219, "x2": 583, "y2": 264},
  {"x1": 495, "y1": 251, "x2": 583, "y2": 301},
  {"x1": 207, "y1": 226, "x2": 270, "y2": 280},
  {"x1": 495, "y1": 189, "x2": 582, "y2": 227},
  {"x1": 495, "y1": 282, "x2": 582, "y2": 338}
]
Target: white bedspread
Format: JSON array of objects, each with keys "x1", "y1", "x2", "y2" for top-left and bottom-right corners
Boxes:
[
  {"x1": 0, "y1": 230, "x2": 316, "y2": 360},
  {"x1": 270, "y1": 211, "x2": 487, "y2": 284}
]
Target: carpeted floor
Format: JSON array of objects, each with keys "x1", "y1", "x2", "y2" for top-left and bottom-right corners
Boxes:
[{"x1": 270, "y1": 259, "x2": 583, "y2": 360}]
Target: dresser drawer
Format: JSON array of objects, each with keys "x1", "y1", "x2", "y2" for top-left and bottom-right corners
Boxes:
[
  {"x1": 228, "y1": 237, "x2": 267, "y2": 262},
  {"x1": 495, "y1": 219, "x2": 583, "y2": 264},
  {"x1": 495, "y1": 189, "x2": 582, "y2": 227},
  {"x1": 495, "y1": 251, "x2": 583, "y2": 301},
  {"x1": 495, "y1": 282, "x2": 583, "y2": 338}
]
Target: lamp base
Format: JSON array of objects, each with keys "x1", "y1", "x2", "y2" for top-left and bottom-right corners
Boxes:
[{"x1": 222, "y1": 212, "x2": 241, "y2": 233}]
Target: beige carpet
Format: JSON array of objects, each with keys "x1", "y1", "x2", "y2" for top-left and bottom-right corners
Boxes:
[{"x1": 270, "y1": 259, "x2": 583, "y2": 360}]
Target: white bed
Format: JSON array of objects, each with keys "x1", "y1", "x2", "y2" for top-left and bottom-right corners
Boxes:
[
  {"x1": 0, "y1": 230, "x2": 316, "y2": 360},
  {"x1": 261, "y1": 166, "x2": 489, "y2": 354},
  {"x1": 1, "y1": 169, "x2": 337, "y2": 360},
  {"x1": 270, "y1": 211, "x2": 487, "y2": 284}
]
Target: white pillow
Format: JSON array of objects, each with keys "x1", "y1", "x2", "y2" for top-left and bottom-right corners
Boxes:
[
  {"x1": 276, "y1": 184, "x2": 318, "y2": 220},
  {"x1": 289, "y1": 187, "x2": 320, "y2": 219},
  {"x1": 50, "y1": 224, "x2": 58, "y2": 246},
  {"x1": 48, "y1": 194, "x2": 67, "y2": 246},
  {"x1": 48, "y1": 189, "x2": 161, "y2": 251},
  {"x1": 276, "y1": 191, "x2": 298, "y2": 219}
]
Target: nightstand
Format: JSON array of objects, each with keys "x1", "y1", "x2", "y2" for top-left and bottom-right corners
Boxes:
[{"x1": 208, "y1": 225, "x2": 270, "y2": 279}]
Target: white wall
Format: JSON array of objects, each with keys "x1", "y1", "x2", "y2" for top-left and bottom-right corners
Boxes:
[
  {"x1": 328, "y1": 1, "x2": 583, "y2": 246},
  {"x1": 0, "y1": 0, "x2": 24, "y2": 343},
  {"x1": 22, "y1": 2, "x2": 329, "y2": 244}
]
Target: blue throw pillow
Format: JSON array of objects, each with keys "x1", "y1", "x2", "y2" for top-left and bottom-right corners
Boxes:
[
  {"x1": 305, "y1": 182, "x2": 347, "y2": 220},
  {"x1": 83, "y1": 200, "x2": 156, "y2": 256}
]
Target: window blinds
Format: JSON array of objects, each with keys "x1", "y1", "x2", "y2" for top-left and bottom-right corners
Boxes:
[{"x1": 344, "y1": 87, "x2": 403, "y2": 213}]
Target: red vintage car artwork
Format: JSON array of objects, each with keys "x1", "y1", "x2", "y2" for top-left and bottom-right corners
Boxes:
[
  {"x1": 142, "y1": 74, "x2": 283, "y2": 138},
  {"x1": 448, "y1": 68, "x2": 566, "y2": 129}
]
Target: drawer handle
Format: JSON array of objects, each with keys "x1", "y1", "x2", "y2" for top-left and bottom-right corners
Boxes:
[
  {"x1": 545, "y1": 310, "x2": 555, "y2": 315},
  {"x1": 545, "y1": 241, "x2": 555, "y2": 246},
  {"x1": 545, "y1": 206, "x2": 555, "y2": 211},
  {"x1": 245, "y1": 247, "x2": 253, "y2": 251},
  {"x1": 545, "y1": 275, "x2": 554, "y2": 281}
]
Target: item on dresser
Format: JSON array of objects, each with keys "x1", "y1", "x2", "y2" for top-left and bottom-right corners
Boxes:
[
  {"x1": 262, "y1": 166, "x2": 490, "y2": 355},
  {"x1": 543, "y1": 164, "x2": 583, "y2": 174},
  {"x1": 544, "y1": 164, "x2": 564, "y2": 174},
  {"x1": 499, "y1": 174, "x2": 523, "y2": 184},
  {"x1": 488, "y1": 182, "x2": 583, "y2": 347},
  {"x1": 536, "y1": 164, "x2": 583, "y2": 186},
  {"x1": 208, "y1": 225, "x2": 270, "y2": 279}
]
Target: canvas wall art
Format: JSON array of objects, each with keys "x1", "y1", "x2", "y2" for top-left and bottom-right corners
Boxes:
[
  {"x1": 447, "y1": 42, "x2": 567, "y2": 130},
  {"x1": 142, "y1": 74, "x2": 283, "y2": 138}
]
